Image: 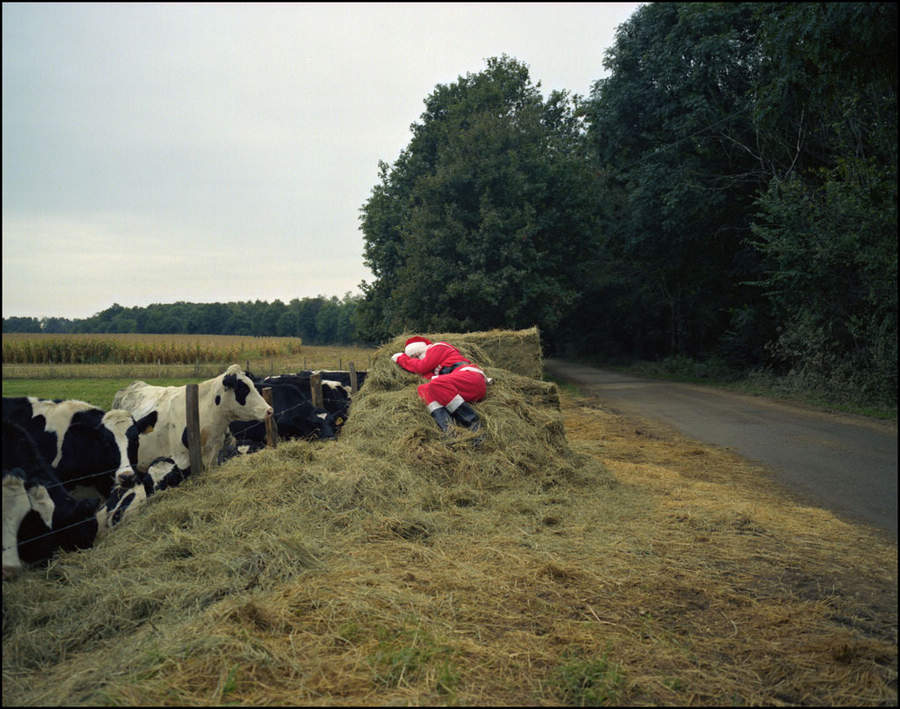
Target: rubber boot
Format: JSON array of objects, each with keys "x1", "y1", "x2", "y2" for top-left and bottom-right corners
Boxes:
[
  {"x1": 430, "y1": 406, "x2": 453, "y2": 433},
  {"x1": 450, "y1": 402, "x2": 480, "y2": 431}
]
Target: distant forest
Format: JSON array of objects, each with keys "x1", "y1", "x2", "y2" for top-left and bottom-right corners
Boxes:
[
  {"x1": 3, "y1": 4, "x2": 896, "y2": 406},
  {"x1": 2, "y1": 296, "x2": 361, "y2": 346}
]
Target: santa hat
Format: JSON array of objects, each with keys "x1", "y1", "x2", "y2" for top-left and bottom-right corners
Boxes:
[{"x1": 404, "y1": 336, "x2": 431, "y2": 358}]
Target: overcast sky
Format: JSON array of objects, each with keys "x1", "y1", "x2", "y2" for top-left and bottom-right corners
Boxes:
[{"x1": 2, "y1": 2, "x2": 642, "y2": 321}]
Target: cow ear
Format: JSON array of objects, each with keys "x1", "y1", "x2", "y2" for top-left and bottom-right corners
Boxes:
[{"x1": 135, "y1": 411, "x2": 158, "y2": 435}]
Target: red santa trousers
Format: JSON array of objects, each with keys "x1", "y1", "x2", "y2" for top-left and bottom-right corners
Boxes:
[{"x1": 416, "y1": 368, "x2": 486, "y2": 411}]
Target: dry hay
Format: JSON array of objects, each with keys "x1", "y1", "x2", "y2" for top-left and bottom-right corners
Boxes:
[
  {"x1": 3, "y1": 329, "x2": 620, "y2": 705},
  {"x1": 2, "y1": 337, "x2": 895, "y2": 705},
  {"x1": 368, "y1": 326, "x2": 544, "y2": 381},
  {"x1": 346, "y1": 329, "x2": 567, "y2": 487}
]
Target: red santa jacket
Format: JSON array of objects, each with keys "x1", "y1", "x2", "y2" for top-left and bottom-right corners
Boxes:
[{"x1": 395, "y1": 341, "x2": 474, "y2": 380}]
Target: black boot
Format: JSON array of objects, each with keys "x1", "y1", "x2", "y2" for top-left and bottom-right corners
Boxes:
[
  {"x1": 450, "y1": 402, "x2": 480, "y2": 431},
  {"x1": 430, "y1": 406, "x2": 453, "y2": 433}
]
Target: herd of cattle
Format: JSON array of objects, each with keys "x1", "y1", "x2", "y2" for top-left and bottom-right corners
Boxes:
[{"x1": 2, "y1": 365, "x2": 365, "y2": 578}]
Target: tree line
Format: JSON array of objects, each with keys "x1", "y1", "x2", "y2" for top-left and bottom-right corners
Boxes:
[
  {"x1": 356, "y1": 2, "x2": 896, "y2": 405},
  {"x1": 2, "y1": 295, "x2": 361, "y2": 345}
]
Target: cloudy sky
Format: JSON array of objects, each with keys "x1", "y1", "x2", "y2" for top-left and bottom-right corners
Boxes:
[{"x1": 2, "y1": 2, "x2": 642, "y2": 321}]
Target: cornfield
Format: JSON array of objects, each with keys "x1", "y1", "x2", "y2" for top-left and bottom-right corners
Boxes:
[{"x1": 1, "y1": 333, "x2": 303, "y2": 365}]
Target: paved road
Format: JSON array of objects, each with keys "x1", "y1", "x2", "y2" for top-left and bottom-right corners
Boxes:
[{"x1": 545, "y1": 359, "x2": 898, "y2": 540}]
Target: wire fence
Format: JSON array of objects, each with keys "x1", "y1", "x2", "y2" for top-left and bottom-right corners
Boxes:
[{"x1": 3, "y1": 396, "x2": 348, "y2": 554}]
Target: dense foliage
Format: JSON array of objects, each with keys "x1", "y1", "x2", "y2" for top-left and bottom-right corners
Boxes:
[
  {"x1": 357, "y1": 3, "x2": 896, "y2": 404},
  {"x1": 356, "y1": 56, "x2": 598, "y2": 343},
  {"x1": 2, "y1": 295, "x2": 361, "y2": 345}
]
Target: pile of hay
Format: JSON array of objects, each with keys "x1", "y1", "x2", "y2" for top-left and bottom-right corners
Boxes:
[
  {"x1": 2, "y1": 328, "x2": 613, "y2": 705},
  {"x1": 348, "y1": 328, "x2": 569, "y2": 487}
]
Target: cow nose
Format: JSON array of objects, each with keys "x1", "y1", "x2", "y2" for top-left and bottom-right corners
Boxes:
[
  {"x1": 266, "y1": 407, "x2": 274, "y2": 417},
  {"x1": 116, "y1": 469, "x2": 136, "y2": 488}
]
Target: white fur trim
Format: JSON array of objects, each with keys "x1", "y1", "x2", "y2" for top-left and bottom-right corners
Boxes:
[
  {"x1": 405, "y1": 341, "x2": 428, "y2": 358},
  {"x1": 445, "y1": 394, "x2": 465, "y2": 413}
]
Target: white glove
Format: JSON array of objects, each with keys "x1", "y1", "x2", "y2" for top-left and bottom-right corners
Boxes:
[{"x1": 391, "y1": 352, "x2": 403, "y2": 363}]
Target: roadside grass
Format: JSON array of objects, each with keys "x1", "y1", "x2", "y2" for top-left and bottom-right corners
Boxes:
[{"x1": 582, "y1": 355, "x2": 897, "y2": 421}]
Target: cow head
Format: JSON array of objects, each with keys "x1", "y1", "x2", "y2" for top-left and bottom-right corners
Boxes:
[
  {"x1": 219, "y1": 364, "x2": 273, "y2": 421},
  {"x1": 102, "y1": 409, "x2": 157, "y2": 487},
  {"x1": 146, "y1": 456, "x2": 190, "y2": 491}
]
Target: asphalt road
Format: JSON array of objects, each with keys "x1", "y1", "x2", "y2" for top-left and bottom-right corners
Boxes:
[{"x1": 544, "y1": 359, "x2": 898, "y2": 540}]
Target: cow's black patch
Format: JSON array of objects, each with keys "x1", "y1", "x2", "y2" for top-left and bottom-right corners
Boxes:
[
  {"x1": 181, "y1": 426, "x2": 189, "y2": 450},
  {"x1": 223, "y1": 373, "x2": 251, "y2": 406},
  {"x1": 2, "y1": 396, "x2": 35, "y2": 422},
  {"x1": 3, "y1": 419, "x2": 100, "y2": 564},
  {"x1": 127, "y1": 410, "x2": 158, "y2": 469},
  {"x1": 215, "y1": 394, "x2": 221, "y2": 406},
  {"x1": 149, "y1": 456, "x2": 190, "y2": 490},
  {"x1": 2, "y1": 398, "x2": 58, "y2": 463},
  {"x1": 111, "y1": 491, "x2": 136, "y2": 526},
  {"x1": 59, "y1": 408, "x2": 119, "y2": 497}
]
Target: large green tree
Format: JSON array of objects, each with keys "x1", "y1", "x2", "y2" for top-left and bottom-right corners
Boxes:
[
  {"x1": 749, "y1": 2, "x2": 897, "y2": 402},
  {"x1": 357, "y1": 55, "x2": 597, "y2": 347},
  {"x1": 582, "y1": 2, "x2": 769, "y2": 360}
]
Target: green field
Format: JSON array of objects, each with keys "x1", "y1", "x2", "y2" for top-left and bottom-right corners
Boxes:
[{"x1": 1, "y1": 378, "x2": 201, "y2": 410}]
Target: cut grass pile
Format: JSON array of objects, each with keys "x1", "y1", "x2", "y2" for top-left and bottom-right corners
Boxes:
[{"x1": 2, "y1": 328, "x2": 896, "y2": 705}]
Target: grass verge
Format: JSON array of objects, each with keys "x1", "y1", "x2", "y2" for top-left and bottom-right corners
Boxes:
[{"x1": 586, "y1": 356, "x2": 897, "y2": 421}]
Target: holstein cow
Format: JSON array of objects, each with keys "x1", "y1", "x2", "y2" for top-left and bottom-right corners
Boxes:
[
  {"x1": 228, "y1": 373, "x2": 344, "y2": 453},
  {"x1": 94, "y1": 456, "x2": 189, "y2": 537},
  {"x1": 112, "y1": 364, "x2": 273, "y2": 473},
  {"x1": 253, "y1": 369, "x2": 360, "y2": 428},
  {"x1": 3, "y1": 419, "x2": 100, "y2": 577},
  {"x1": 3, "y1": 420, "x2": 190, "y2": 577},
  {"x1": 264, "y1": 370, "x2": 364, "y2": 413},
  {"x1": 2, "y1": 396, "x2": 158, "y2": 497}
]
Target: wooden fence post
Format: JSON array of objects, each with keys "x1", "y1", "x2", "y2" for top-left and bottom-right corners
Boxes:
[
  {"x1": 262, "y1": 387, "x2": 278, "y2": 448},
  {"x1": 185, "y1": 384, "x2": 204, "y2": 475},
  {"x1": 309, "y1": 372, "x2": 323, "y2": 409},
  {"x1": 349, "y1": 362, "x2": 358, "y2": 394}
]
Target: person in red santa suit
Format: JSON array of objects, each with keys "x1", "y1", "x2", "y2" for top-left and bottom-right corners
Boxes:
[{"x1": 391, "y1": 336, "x2": 486, "y2": 432}]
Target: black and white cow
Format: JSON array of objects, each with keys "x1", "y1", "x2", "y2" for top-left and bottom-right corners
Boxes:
[
  {"x1": 262, "y1": 370, "x2": 363, "y2": 417},
  {"x1": 94, "y1": 456, "x2": 189, "y2": 537},
  {"x1": 112, "y1": 364, "x2": 273, "y2": 473},
  {"x1": 254, "y1": 370, "x2": 360, "y2": 427},
  {"x1": 228, "y1": 372, "x2": 348, "y2": 452},
  {"x1": 3, "y1": 419, "x2": 100, "y2": 577},
  {"x1": 3, "y1": 420, "x2": 190, "y2": 577},
  {"x1": 2, "y1": 396, "x2": 158, "y2": 498}
]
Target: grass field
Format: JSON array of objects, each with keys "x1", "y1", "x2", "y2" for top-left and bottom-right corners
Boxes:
[{"x1": 2, "y1": 342, "x2": 896, "y2": 705}]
